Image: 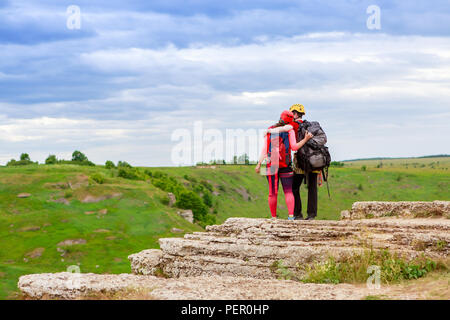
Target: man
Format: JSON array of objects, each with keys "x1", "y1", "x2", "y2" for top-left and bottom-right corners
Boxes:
[{"x1": 289, "y1": 104, "x2": 319, "y2": 220}]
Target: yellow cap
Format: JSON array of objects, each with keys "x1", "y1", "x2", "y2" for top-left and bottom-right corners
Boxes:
[{"x1": 290, "y1": 104, "x2": 305, "y2": 114}]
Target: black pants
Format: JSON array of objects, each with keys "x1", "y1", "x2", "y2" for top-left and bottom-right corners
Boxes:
[{"x1": 292, "y1": 172, "x2": 318, "y2": 218}]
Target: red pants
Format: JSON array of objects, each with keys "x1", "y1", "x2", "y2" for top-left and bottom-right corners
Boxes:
[{"x1": 266, "y1": 168, "x2": 295, "y2": 218}]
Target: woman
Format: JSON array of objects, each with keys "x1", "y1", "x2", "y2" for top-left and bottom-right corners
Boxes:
[{"x1": 255, "y1": 110, "x2": 313, "y2": 220}]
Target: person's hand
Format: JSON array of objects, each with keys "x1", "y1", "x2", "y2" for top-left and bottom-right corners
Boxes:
[
  {"x1": 304, "y1": 131, "x2": 314, "y2": 141},
  {"x1": 255, "y1": 163, "x2": 261, "y2": 174}
]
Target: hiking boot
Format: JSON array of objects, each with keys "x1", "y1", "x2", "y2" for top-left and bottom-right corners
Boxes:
[
  {"x1": 294, "y1": 216, "x2": 304, "y2": 220},
  {"x1": 270, "y1": 216, "x2": 278, "y2": 220},
  {"x1": 305, "y1": 215, "x2": 316, "y2": 221},
  {"x1": 288, "y1": 216, "x2": 295, "y2": 221}
]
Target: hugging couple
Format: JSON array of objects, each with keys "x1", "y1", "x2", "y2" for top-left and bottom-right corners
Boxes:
[{"x1": 255, "y1": 104, "x2": 319, "y2": 221}]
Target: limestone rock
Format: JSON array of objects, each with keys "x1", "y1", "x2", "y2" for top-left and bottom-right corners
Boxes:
[
  {"x1": 68, "y1": 175, "x2": 89, "y2": 190},
  {"x1": 342, "y1": 201, "x2": 450, "y2": 219},
  {"x1": 18, "y1": 273, "x2": 384, "y2": 300},
  {"x1": 50, "y1": 198, "x2": 70, "y2": 205},
  {"x1": 57, "y1": 239, "x2": 86, "y2": 246},
  {"x1": 18, "y1": 226, "x2": 40, "y2": 232},
  {"x1": 17, "y1": 193, "x2": 31, "y2": 198},
  {"x1": 25, "y1": 248, "x2": 45, "y2": 259},
  {"x1": 128, "y1": 249, "x2": 163, "y2": 275},
  {"x1": 81, "y1": 193, "x2": 122, "y2": 203},
  {"x1": 129, "y1": 217, "x2": 450, "y2": 279},
  {"x1": 177, "y1": 210, "x2": 194, "y2": 224},
  {"x1": 167, "y1": 193, "x2": 176, "y2": 207}
]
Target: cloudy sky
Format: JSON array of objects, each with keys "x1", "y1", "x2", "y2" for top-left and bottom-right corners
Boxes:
[{"x1": 0, "y1": 0, "x2": 449, "y2": 166}]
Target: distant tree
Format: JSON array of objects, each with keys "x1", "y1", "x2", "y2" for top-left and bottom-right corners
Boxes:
[
  {"x1": 233, "y1": 155, "x2": 238, "y2": 165},
  {"x1": 45, "y1": 155, "x2": 57, "y2": 165},
  {"x1": 72, "y1": 150, "x2": 88, "y2": 162},
  {"x1": 105, "y1": 160, "x2": 116, "y2": 169},
  {"x1": 237, "y1": 153, "x2": 250, "y2": 165},
  {"x1": 20, "y1": 153, "x2": 30, "y2": 161},
  {"x1": 117, "y1": 161, "x2": 132, "y2": 168}
]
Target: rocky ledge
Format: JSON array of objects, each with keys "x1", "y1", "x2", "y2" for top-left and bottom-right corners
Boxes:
[
  {"x1": 341, "y1": 201, "x2": 450, "y2": 219},
  {"x1": 18, "y1": 272, "x2": 385, "y2": 300},
  {"x1": 129, "y1": 216, "x2": 449, "y2": 279},
  {"x1": 17, "y1": 201, "x2": 450, "y2": 299}
]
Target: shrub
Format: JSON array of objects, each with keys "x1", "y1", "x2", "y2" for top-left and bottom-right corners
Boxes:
[
  {"x1": 202, "y1": 191, "x2": 213, "y2": 208},
  {"x1": 144, "y1": 170, "x2": 153, "y2": 177},
  {"x1": 200, "y1": 180, "x2": 213, "y2": 192},
  {"x1": 184, "y1": 174, "x2": 197, "y2": 183},
  {"x1": 20, "y1": 153, "x2": 31, "y2": 161},
  {"x1": 6, "y1": 159, "x2": 34, "y2": 166},
  {"x1": 175, "y1": 190, "x2": 216, "y2": 226},
  {"x1": 45, "y1": 155, "x2": 58, "y2": 165},
  {"x1": 361, "y1": 165, "x2": 367, "y2": 171},
  {"x1": 330, "y1": 161, "x2": 345, "y2": 167},
  {"x1": 91, "y1": 173, "x2": 105, "y2": 184},
  {"x1": 118, "y1": 161, "x2": 132, "y2": 168},
  {"x1": 301, "y1": 249, "x2": 444, "y2": 285},
  {"x1": 118, "y1": 167, "x2": 147, "y2": 181},
  {"x1": 64, "y1": 190, "x2": 73, "y2": 199},
  {"x1": 72, "y1": 151, "x2": 88, "y2": 162},
  {"x1": 105, "y1": 161, "x2": 116, "y2": 169},
  {"x1": 58, "y1": 159, "x2": 95, "y2": 166}
]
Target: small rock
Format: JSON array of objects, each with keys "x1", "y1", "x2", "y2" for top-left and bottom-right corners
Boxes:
[
  {"x1": 23, "y1": 258, "x2": 29, "y2": 263},
  {"x1": 57, "y1": 239, "x2": 86, "y2": 246},
  {"x1": 168, "y1": 193, "x2": 176, "y2": 207},
  {"x1": 50, "y1": 198, "x2": 70, "y2": 205},
  {"x1": 82, "y1": 193, "x2": 122, "y2": 203},
  {"x1": 84, "y1": 211, "x2": 96, "y2": 215},
  {"x1": 171, "y1": 228, "x2": 184, "y2": 233},
  {"x1": 340, "y1": 210, "x2": 351, "y2": 220},
  {"x1": 177, "y1": 210, "x2": 194, "y2": 224},
  {"x1": 98, "y1": 209, "x2": 108, "y2": 215},
  {"x1": 94, "y1": 229, "x2": 110, "y2": 233},
  {"x1": 25, "y1": 248, "x2": 45, "y2": 259},
  {"x1": 18, "y1": 226, "x2": 40, "y2": 232},
  {"x1": 17, "y1": 193, "x2": 31, "y2": 198}
]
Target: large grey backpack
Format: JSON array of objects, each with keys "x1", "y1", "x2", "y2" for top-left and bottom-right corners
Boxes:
[{"x1": 296, "y1": 120, "x2": 332, "y2": 196}]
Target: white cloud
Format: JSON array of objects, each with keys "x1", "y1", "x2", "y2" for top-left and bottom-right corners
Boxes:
[{"x1": 1, "y1": 32, "x2": 450, "y2": 164}]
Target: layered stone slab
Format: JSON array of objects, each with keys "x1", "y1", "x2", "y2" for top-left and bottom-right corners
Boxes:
[
  {"x1": 341, "y1": 201, "x2": 450, "y2": 219},
  {"x1": 18, "y1": 272, "x2": 385, "y2": 300},
  {"x1": 129, "y1": 217, "x2": 450, "y2": 279}
]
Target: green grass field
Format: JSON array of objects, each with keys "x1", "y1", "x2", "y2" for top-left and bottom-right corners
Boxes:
[{"x1": 0, "y1": 157, "x2": 449, "y2": 299}]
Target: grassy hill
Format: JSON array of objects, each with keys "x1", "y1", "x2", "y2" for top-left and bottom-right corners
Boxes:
[{"x1": 1, "y1": 157, "x2": 449, "y2": 299}]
